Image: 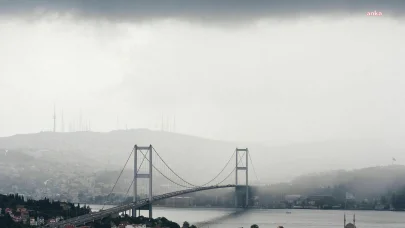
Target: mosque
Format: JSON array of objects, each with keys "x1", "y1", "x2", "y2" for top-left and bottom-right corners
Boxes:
[{"x1": 344, "y1": 213, "x2": 356, "y2": 228}]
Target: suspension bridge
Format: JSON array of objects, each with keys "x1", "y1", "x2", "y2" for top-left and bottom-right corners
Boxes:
[{"x1": 45, "y1": 145, "x2": 259, "y2": 228}]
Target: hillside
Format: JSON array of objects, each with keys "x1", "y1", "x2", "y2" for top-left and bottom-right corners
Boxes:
[
  {"x1": 1, "y1": 130, "x2": 405, "y2": 202},
  {"x1": 0, "y1": 129, "x2": 404, "y2": 183},
  {"x1": 254, "y1": 165, "x2": 405, "y2": 202}
]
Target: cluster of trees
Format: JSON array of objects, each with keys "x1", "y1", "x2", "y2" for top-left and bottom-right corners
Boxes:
[
  {"x1": 91, "y1": 215, "x2": 194, "y2": 228},
  {"x1": 0, "y1": 214, "x2": 30, "y2": 228},
  {"x1": 0, "y1": 193, "x2": 91, "y2": 220},
  {"x1": 182, "y1": 221, "x2": 197, "y2": 228}
]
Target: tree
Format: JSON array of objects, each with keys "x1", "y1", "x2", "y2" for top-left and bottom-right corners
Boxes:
[
  {"x1": 251, "y1": 224, "x2": 259, "y2": 228},
  {"x1": 183, "y1": 221, "x2": 190, "y2": 228}
]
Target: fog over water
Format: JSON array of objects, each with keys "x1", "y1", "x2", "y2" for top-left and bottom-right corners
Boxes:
[
  {"x1": 89, "y1": 206, "x2": 405, "y2": 228},
  {"x1": 1, "y1": 1, "x2": 405, "y2": 173}
]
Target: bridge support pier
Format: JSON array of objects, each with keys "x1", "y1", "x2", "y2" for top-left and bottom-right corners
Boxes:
[
  {"x1": 133, "y1": 145, "x2": 153, "y2": 218},
  {"x1": 235, "y1": 148, "x2": 249, "y2": 208}
]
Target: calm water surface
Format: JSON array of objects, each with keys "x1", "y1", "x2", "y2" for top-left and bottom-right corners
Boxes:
[{"x1": 87, "y1": 205, "x2": 405, "y2": 228}]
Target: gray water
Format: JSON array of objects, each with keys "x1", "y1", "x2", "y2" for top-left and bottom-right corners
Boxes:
[{"x1": 87, "y1": 205, "x2": 405, "y2": 228}]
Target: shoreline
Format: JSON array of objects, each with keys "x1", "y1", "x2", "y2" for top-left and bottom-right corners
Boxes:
[{"x1": 83, "y1": 203, "x2": 402, "y2": 212}]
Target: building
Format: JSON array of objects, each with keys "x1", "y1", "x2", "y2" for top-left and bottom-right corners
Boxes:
[
  {"x1": 124, "y1": 225, "x2": 146, "y2": 228},
  {"x1": 56, "y1": 216, "x2": 64, "y2": 222},
  {"x1": 285, "y1": 195, "x2": 301, "y2": 204},
  {"x1": 63, "y1": 225, "x2": 75, "y2": 228},
  {"x1": 48, "y1": 218, "x2": 56, "y2": 224},
  {"x1": 30, "y1": 217, "x2": 37, "y2": 226},
  {"x1": 12, "y1": 215, "x2": 22, "y2": 223},
  {"x1": 306, "y1": 195, "x2": 336, "y2": 205},
  {"x1": 133, "y1": 225, "x2": 146, "y2": 228},
  {"x1": 38, "y1": 217, "x2": 45, "y2": 225},
  {"x1": 21, "y1": 212, "x2": 30, "y2": 224},
  {"x1": 118, "y1": 221, "x2": 131, "y2": 228}
]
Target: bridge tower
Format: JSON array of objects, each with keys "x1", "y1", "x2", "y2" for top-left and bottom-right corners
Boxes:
[
  {"x1": 235, "y1": 148, "x2": 249, "y2": 208},
  {"x1": 133, "y1": 145, "x2": 153, "y2": 218}
]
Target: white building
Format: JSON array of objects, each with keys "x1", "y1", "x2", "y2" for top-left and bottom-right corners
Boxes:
[
  {"x1": 134, "y1": 225, "x2": 146, "y2": 228},
  {"x1": 37, "y1": 217, "x2": 45, "y2": 225},
  {"x1": 30, "y1": 218, "x2": 37, "y2": 226},
  {"x1": 126, "y1": 225, "x2": 146, "y2": 228}
]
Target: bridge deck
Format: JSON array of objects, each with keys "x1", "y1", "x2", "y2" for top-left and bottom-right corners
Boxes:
[{"x1": 46, "y1": 184, "x2": 236, "y2": 228}]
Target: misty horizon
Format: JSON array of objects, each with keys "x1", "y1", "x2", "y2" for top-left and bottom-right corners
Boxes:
[{"x1": 1, "y1": 1, "x2": 405, "y2": 150}]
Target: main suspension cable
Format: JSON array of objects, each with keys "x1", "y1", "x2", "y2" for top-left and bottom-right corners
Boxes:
[
  {"x1": 101, "y1": 148, "x2": 134, "y2": 210},
  {"x1": 152, "y1": 146, "x2": 237, "y2": 187},
  {"x1": 248, "y1": 152, "x2": 260, "y2": 182},
  {"x1": 152, "y1": 147, "x2": 199, "y2": 187},
  {"x1": 139, "y1": 150, "x2": 192, "y2": 189},
  {"x1": 216, "y1": 151, "x2": 246, "y2": 185},
  {"x1": 199, "y1": 149, "x2": 236, "y2": 186}
]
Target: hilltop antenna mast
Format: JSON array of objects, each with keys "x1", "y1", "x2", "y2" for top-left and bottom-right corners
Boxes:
[
  {"x1": 61, "y1": 109, "x2": 64, "y2": 132},
  {"x1": 80, "y1": 109, "x2": 83, "y2": 131},
  {"x1": 173, "y1": 115, "x2": 176, "y2": 132},
  {"x1": 161, "y1": 114, "x2": 164, "y2": 131},
  {"x1": 53, "y1": 104, "x2": 56, "y2": 132},
  {"x1": 166, "y1": 115, "x2": 170, "y2": 132}
]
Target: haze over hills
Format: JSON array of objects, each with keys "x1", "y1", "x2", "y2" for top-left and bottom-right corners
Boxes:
[{"x1": 0, "y1": 129, "x2": 403, "y2": 183}]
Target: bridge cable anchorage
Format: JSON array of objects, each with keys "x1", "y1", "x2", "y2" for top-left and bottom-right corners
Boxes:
[
  {"x1": 248, "y1": 151, "x2": 260, "y2": 182},
  {"x1": 216, "y1": 151, "x2": 246, "y2": 185},
  {"x1": 101, "y1": 148, "x2": 134, "y2": 210},
  {"x1": 152, "y1": 146, "x2": 237, "y2": 187}
]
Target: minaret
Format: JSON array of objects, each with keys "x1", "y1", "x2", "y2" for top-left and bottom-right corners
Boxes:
[{"x1": 344, "y1": 213, "x2": 346, "y2": 227}]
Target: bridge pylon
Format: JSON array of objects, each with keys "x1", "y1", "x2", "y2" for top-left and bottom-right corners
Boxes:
[
  {"x1": 235, "y1": 148, "x2": 249, "y2": 208},
  {"x1": 133, "y1": 145, "x2": 153, "y2": 218}
]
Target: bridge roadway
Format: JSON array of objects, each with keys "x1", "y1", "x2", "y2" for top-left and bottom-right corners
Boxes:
[{"x1": 45, "y1": 184, "x2": 236, "y2": 228}]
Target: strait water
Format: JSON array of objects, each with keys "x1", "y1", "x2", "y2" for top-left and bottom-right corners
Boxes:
[{"x1": 87, "y1": 205, "x2": 405, "y2": 228}]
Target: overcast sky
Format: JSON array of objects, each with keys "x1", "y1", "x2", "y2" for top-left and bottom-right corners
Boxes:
[{"x1": 1, "y1": 0, "x2": 405, "y2": 146}]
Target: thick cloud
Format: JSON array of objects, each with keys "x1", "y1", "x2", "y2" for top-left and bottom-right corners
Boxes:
[{"x1": 0, "y1": 0, "x2": 404, "y2": 22}]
